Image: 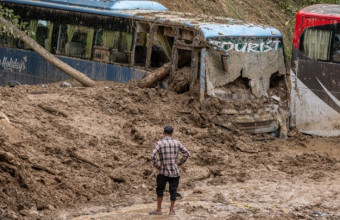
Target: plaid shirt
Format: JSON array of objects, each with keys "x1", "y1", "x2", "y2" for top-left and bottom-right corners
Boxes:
[{"x1": 151, "y1": 136, "x2": 190, "y2": 177}]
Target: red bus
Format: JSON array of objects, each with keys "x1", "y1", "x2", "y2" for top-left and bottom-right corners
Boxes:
[{"x1": 290, "y1": 4, "x2": 340, "y2": 136}]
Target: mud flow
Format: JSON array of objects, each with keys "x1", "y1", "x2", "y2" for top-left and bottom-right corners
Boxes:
[{"x1": 0, "y1": 81, "x2": 339, "y2": 219}]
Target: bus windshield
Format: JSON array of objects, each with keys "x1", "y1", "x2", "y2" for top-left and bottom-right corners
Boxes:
[{"x1": 207, "y1": 36, "x2": 285, "y2": 98}]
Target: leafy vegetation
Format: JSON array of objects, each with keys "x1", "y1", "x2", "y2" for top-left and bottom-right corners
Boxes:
[{"x1": 0, "y1": 5, "x2": 26, "y2": 37}]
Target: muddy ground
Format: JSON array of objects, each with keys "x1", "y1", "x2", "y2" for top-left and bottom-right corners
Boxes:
[{"x1": 0, "y1": 81, "x2": 339, "y2": 219}]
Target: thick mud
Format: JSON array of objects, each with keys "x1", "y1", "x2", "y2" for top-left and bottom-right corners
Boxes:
[{"x1": 0, "y1": 81, "x2": 339, "y2": 219}]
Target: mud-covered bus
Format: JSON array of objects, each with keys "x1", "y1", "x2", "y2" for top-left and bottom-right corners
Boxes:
[
  {"x1": 290, "y1": 4, "x2": 340, "y2": 136},
  {"x1": 0, "y1": 0, "x2": 287, "y2": 135}
]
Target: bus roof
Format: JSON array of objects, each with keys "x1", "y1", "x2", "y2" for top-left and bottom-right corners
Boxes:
[
  {"x1": 133, "y1": 12, "x2": 282, "y2": 39},
  {"x1": 3, "y1": 0, "x2": 282, "y2": 39},
  {"x1": 3, "y1": 0, "x2": 168, "y2": 11},
  {"x1": 198, "y1": 24, "x2": 281, "y2": 39},
  {"x1": 299, "y1": 4, "x2": 340, "y2": 17}
]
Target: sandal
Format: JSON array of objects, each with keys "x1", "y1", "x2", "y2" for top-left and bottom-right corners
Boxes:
[
  {"x1": 169, "y1": 211, "x2": 175, "y2": 215},
  {"x1": 149, "y1": 210, "x2": 162, "y2": 215}
]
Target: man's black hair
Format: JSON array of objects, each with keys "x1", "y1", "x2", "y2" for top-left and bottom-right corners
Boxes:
[{"x1": 164, "y1": 125, "x2": 174, "y2": 134}]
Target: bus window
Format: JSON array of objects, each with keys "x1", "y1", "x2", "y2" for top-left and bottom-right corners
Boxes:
[
  {"x1": 56, "y1": 24, "x2": 94, "y2": 59},
  {"x1": 35, "y1": 20, "x2": 54, "y2": 52},
  {"x1": 117, "y1": 31, "x2": 132, "y2": 63},
  {"x1": 332, "y1": 33, "x2": 340, "y2": 63},
  {"x1": 28, "y1": 20, "x2": 38, "y2": 45},
  {"x1": 151, "y1": 29, "x2": 172, "y2": 68},
  {"x1": 93, "y1": 29, "x2": 131, "y2": 64},
  {"x1": 134, "y1": 32, "x2": 148, "y2": 66},
  {"x1": 301, "y1": 28, "x2": 331, "y2": 61},
  {"x1": 134, "y1": 23, "x2": 150, "y2": 67}
]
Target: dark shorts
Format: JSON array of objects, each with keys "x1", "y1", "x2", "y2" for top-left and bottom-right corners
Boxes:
[{"x1": 156, "y1": 174, "x2": 180, "y2": 201}]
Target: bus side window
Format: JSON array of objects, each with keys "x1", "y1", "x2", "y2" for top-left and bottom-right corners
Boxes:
[
  {"x1": 55, "y1": 24, "x2": 94, "y2": 59},
  {"x1": 37, "y1": 20, "x2": 54, "y2": 52},
  {"x1": 93, "y1": 29, "x2": 131, "y2": 64},
  {"x1": 116, "y1": 31, "x2": 132, "y2": 63},
  {"x1": 134, "y1": 23, "x2": 150, "y2": 67},
  {"x1": 332, "y1": 33, "x2": 340, "y2": 63},
  {"x1": 151, "y1": 29, "x2": 172, "y2": 68},
  {"x1": 134, "y1": 32, "x2": 148, "y2": 66},
  {"x1": 16, "y1": 19, "x2": 55, "y2": 52},
  {"x1": 301, "y1": 28, "x2": 331, "y2": 61}
]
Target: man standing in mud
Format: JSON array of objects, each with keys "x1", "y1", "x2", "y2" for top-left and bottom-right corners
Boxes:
[{"x1": 150, "y1": 125, "x2": 190, "y2": 215}]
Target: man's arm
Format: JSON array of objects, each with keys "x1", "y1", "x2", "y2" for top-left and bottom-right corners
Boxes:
[
  {"x1": 151, "y1": 143, "x2": 160, "y2": 168},
  {"x1": 177, "y1": 142, "x2": 189, "y2": 166}
]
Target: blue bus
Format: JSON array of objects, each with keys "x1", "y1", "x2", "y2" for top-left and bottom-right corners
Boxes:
[{"x1": 0, "y1": 0, "x2": 287, "y2": 135}]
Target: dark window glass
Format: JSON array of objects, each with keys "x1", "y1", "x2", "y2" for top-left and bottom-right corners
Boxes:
[
  {"x1": 332, "y1": 33, "x2": 340, "y2": 63},
  {"x1": 55, "y1": 24, "x2": 94, "y2": 59},
  {"x1": 92, "y1": 29, "x2": 132, "y2": 63}
]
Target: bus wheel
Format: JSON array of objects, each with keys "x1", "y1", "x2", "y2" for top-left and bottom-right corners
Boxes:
[{"x1": 7, "y1": 81, "x2": 22, "y2": 87}]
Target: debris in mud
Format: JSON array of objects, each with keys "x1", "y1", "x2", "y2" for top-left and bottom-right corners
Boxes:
[
  {"x1": 61, "y1": 82, "x2": 72, "y2": 88},
  {"x1": 169, "y1": 67, "x2": 191, "y2": 93},
  {"x1": 233, "y1": 172, "x2": 250, "y2": 183},
  {"x1": 232, "y1": 139, "x2": 259, "y2": 153},
  {"x1": 0, "y1": 151, "x2": 16, "y2": 165},
  {"x1": 208, "y1": 176, "x2": 229, "y2": 186},
  {"x1": 212, "y1": 192, "x2": 227, "y2": 203},
  {"x1": 67, "y1": 148, "x2": 100, "y2": 168},
  {"x1": 38, "y1": 104, "x2": 68, "y2": 118},
  {"x1": 0, "y1": 112, "x2": 10, "y2": 123}
]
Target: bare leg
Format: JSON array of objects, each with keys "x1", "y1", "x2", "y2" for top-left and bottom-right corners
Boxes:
[
  {"x1": 156, "y1": 197, "x2": 163, "y2": 212},
  {"x1": 169, "y1": 200, "x2": 175, "y2": 213}
]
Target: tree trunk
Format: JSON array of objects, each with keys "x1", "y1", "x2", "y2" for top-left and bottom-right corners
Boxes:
[
  {"x1": 138, "y1": 63, "x2": 171, "y2": 88},
  {"x1": 0, "y1": 16, "x2": 95, "y2": 87}
]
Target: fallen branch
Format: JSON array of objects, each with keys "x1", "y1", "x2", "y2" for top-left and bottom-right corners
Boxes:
[
  {"x1": 109, "y1": 175, "x2": 126, "y2": 183},
  {"x1": 178, "y1": 110, "x2": 192, "y2": 114},
  {"x1": 0, "y1": 161, "x2": 17, "y2": 175},
  {"x1": 32, "y1": 164, "x2": 56, "y2": 175},
  {"x1": 138, "y1": 63, "x2": 171, "y2": 88},
  {"x1": 38, "y1": 104, "x2": 68, "y2": 118},
  {"x1": 0, "y1": 151, "x2": 17, "y2": 165},
  {"x1": 146, "y1": 169, "x2": 158, "y2": 181},
  {"x1": 67, "y1": 149, "x2": 100, "y2": 168},
  {"x1": 251, "y1": 136, "x2": 275, "y2": 141},
  {"x1": 232, "y1": 145, "x2": 258, "y2": 154}
]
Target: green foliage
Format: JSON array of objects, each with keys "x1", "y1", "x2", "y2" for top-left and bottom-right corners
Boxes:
[{"x1": 0, "y1": 4, "x2": 27, "y2": 37}]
